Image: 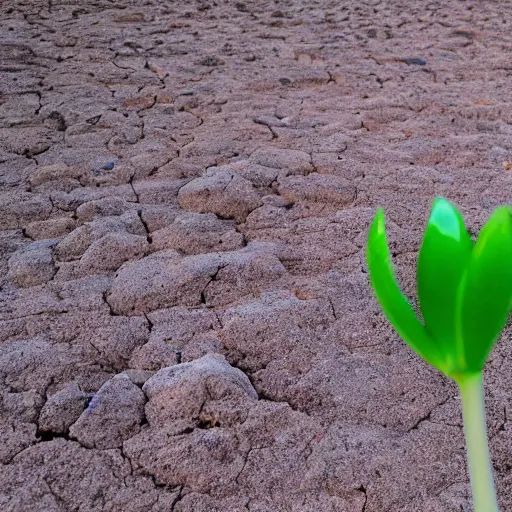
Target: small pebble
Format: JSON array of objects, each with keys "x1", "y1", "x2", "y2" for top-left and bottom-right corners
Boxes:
[
  {"x1": 86, "y1": 115, "x2": 101, "y2": 125},
  {"x1": 92, "y1": 161, "x2": 115, "y2": 176},
  {"x1": 402, "y1": 57, "x2": 426, "y2": 66},
  {"x1": 101, "y1": 162, "x2": 115, "y2": 171}
]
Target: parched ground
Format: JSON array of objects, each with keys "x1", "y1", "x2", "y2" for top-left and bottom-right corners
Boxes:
[{"x1": 1, "y1": 0, "x2": 512, "y2": 510}]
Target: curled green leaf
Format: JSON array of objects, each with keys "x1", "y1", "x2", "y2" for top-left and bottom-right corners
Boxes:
[
  {"x1": 366, "y1": 208, "x2": 441, "y2": 367},
  {"x1": 456, "y1": 206, "x2": 512, "y2": 374},
  {"x1": 417, "y1": 198, "x2": 473, "y2": 374}
]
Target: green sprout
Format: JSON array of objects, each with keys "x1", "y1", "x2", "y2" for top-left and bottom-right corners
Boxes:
[{"x1": 367, "y1": 197, "x2": 512, "y2": 512}]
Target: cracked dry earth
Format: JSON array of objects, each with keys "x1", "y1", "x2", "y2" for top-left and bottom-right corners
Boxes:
[{"x1": 1, "y1": 1, "x2": 512, "y2": 511}]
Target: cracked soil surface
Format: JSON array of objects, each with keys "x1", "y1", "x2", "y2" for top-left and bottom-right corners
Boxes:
[{"x1": 1, "y1": 1, "x2": 512, "y2": 511}]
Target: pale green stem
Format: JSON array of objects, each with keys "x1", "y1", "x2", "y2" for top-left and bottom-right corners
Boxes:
[{"x1": 456, "y1": 372, "x2": 499, "y2": 512}]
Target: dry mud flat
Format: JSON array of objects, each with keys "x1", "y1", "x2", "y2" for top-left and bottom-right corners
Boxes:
[{"x1": 1, "y1": 0, "x2": 512, "y2": 510}]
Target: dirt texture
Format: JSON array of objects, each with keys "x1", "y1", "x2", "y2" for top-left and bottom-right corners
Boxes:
[{"x1": 1, "y1": 0, "x2": 512, "y2": 511}]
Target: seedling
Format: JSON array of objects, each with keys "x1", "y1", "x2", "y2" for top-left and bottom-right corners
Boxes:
[{"x1": 367, "y1": 197, "x2": 512, "y2": 512}]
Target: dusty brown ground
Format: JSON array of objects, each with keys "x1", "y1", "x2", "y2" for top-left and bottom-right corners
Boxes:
[{"x1": 1, "y1": 0, "x2": 512, "y2": 510}]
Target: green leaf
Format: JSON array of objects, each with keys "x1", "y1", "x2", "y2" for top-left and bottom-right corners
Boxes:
[
  {"x1": 456, "y1": 206, "x2": 512, "y2": 372},
  {"x1": 367, "y1": 209, "x2": 441, "y2": 367},
  {"x1": 417, "y1": 198, "x2": 473, "y2": 355}
]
